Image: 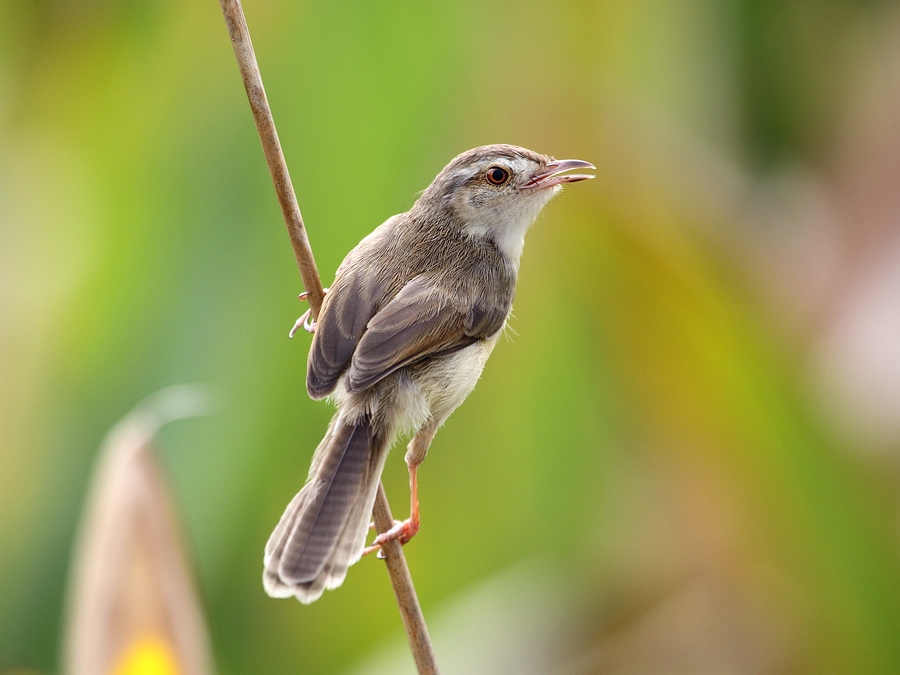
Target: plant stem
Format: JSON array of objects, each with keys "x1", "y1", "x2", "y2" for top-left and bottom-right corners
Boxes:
[
  {"x1": 372, "y1": 483, "x2": 440, "y2": 674},
  {"x1": 219, "y1": 0, "x2": 325, "y2": 317}
]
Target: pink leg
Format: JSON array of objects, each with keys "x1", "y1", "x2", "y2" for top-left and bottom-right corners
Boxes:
[
  {"x1": 362, "y1": 463, "x2": 420, "y2": 557},
  {"x1": 363, "y1": 425, "x2": 434, "y2": 557}
]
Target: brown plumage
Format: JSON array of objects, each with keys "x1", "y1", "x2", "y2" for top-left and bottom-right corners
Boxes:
[{"x1": 264, "y1": 144, "x2": 594, "y2": 603}]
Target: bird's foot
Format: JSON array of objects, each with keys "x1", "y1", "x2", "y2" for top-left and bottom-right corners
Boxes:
[
  {"x1": 362, "y1": 517, "x2": 420, "y2": 559},
  {"x1": 364, "y1": 462, "x2": 421, "y2": 558},
  {"x1": 288, "y1": 288, "x2": 329, "y2": 338}
]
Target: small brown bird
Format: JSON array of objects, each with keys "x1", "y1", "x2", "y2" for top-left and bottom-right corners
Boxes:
[{"x1": 264, "y1": 144, "x2": 594, "y2": 603}]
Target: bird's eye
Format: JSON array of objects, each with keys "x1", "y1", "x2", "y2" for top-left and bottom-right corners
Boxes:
[{"x1": 485, "y1": 166, "x2": 511, "y2": 186}]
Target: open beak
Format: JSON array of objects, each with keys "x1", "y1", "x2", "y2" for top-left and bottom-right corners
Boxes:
[{"x1": 519, "y1": 159, "x2": 595, "y2": 191}]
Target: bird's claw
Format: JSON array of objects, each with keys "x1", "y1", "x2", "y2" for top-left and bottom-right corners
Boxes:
[
  {"x1": 288, "y1": 288, "x2": 329, "y2": 338},
  {"x1": 362, "y1": 517, "x2": 420, "y2": 558},
  {"x1": 289, "y1": 308, "x2": 316, "y2": 337}
]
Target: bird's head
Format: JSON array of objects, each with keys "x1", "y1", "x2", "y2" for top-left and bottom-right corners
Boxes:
[{"x1": 417, "y1": 144, "x2": 594, "y2": 265}]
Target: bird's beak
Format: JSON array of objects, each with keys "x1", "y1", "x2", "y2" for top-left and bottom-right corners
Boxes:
[{"x1": 519, "y1": 159, "x2": 596, "y2": 191}]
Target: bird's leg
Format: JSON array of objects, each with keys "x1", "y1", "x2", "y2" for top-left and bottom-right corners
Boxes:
[
  {"x1": 362, "y1": 464, "x2": 420, "y2": 558},
  {"x1": 289, "y1": 287, "x2": 329, "y2": 337},
  {"x1": 363, "y1": 425, "x2": 435, "y2": 557}
]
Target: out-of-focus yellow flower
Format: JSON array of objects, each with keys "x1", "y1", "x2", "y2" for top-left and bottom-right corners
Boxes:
[{"x1": 114, "y1": 636, "x2": 180, "y2": 675}]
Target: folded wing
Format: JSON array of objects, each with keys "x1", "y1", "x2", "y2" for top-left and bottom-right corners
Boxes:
[{"x1": 347, "y1": 275, "x2": 509, "y2": 393}]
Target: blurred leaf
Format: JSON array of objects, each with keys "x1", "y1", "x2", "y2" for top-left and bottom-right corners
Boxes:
[{"x1": 63, "y1": 387, "x2": 213, "y2": 675}]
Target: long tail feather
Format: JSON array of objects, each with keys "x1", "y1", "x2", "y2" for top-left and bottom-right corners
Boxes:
[{"x1": 263, "y1": 413, "x2": 388, "y2": 603}]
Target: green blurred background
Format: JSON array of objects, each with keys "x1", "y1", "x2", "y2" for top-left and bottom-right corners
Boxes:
[{"x1": 3, "y1": 1, "x2": 900, "y2": 673}]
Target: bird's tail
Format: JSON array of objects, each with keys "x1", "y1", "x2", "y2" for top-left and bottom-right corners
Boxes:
[{"x1": 263, "y1": 411, "x2": 388, "y2": 603}]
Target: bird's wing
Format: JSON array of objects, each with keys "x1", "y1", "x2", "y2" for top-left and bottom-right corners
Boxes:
[
  {"x1": 346, "y1": 274, "x2": 509, "y2": 393},
  {"x1": 307, "y1": 270, "x2": 380, "y2": 399}
]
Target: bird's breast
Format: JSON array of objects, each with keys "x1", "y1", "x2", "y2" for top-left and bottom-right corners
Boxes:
[{"x1": 396, "y1": 333, "x2": 501, "y2": 432}]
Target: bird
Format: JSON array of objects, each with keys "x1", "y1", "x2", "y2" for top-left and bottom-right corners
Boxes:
[{"x1": 263, "y1": 144, "x2": 594, "y2": 603}]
